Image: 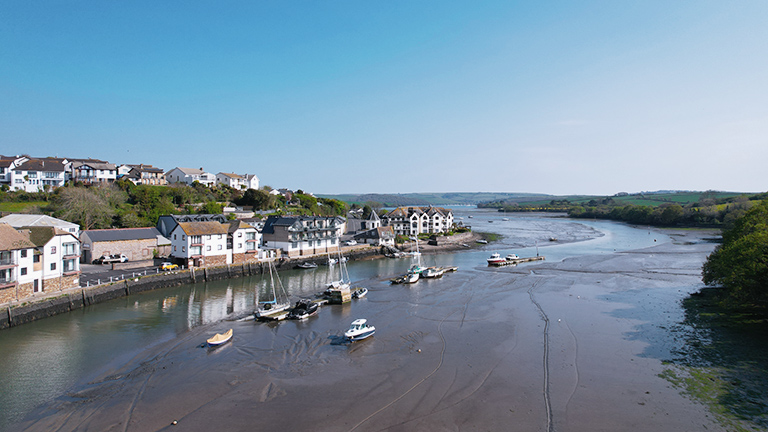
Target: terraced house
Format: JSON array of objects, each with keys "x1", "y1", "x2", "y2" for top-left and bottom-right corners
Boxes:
[
  {"x1": 0, "y1": 223, "x2": 80, "y2": 304},
  {"x1": 261, "y1": 216, "x2": 346, "y2": 257},
  {"x1": 382, "y1": 206, "x2": 454, "y2": 237}
]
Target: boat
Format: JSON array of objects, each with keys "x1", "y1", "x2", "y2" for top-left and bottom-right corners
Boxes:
[
  {"x1": 254, "y1": 261, "x2": 291, "y2": 320},
  {"x1": 505, "y1": 254, "x2": 520, "y2": 261},
  {"x1": 476, "y1": 239, "x2": 488, "y2": 244},
  {"x1": 297, "y1": 262, "x2": 317, "y2": 269},
  {"x1": 423, "y1": 267, "x2": 445, "y2": 278},
  {"x1": 549, "y1": 237, "x2": 558, "y2": 242},
  {"x1": 288, "y1": 299, "x2": 319, "y2": 320},
  {"x1": 403, "y1": 270, "x2": 420, "y2": 284},
  {"x1": 345, "y1": 319, "x2": 375, "y2": 342},
  {"x1": 352, "y1": 287, "x2": 368, "y2": 299},
  {"x1": 207, "y1": 328, "x2": 233, "y2": 346},
  {"x1": 325, "y1": 249, "x2": 351, "y2": 291},
  {"x1": 487, "y1": 253, "x2": 506, "y2": 265},
  {"x1": 502, "y1": 218, "x2": 510, "y2": 221}
]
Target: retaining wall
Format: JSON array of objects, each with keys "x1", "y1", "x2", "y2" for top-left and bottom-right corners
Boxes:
[{"x1": 0, "y1": 247, "x2": 389, "y2": 330}]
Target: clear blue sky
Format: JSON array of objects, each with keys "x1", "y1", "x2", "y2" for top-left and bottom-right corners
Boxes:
[{"x1": 2, "y1": 1, "x2": 767, "y2": 195}]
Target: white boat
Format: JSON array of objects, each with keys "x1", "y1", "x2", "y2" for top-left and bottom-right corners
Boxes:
[
  {"x1": 487, "y1": 253, "x2": 506, "y2": 265},
  {"x1": 297, "y1": 262, "x2": 317, "y2": 269},
  {"x1": 505, "y1": 254, "x2": 520, "y2": 261},
  {"x1": 207, "y1": 328, "x2": 233, "y2": 346},
  {"x1": 423, "y1": 267, "x2": 445, "y2": 278},
  {"x1": 352, "y1": 287, "x2": 368, "y2": 299},
  {"x1": 345, "y1": 319, "x2": 375, "y2": 341},
  {"x1": 255, "y1": 261, "x2": 291, "y2": 320},
  {"x1": 502, "y1": 218, "x2": 510, "y2": 221},
  {"x1": 476, "y1": 239, "x2": 488, "y2": 244},
  {"x1": 326, "y1": 249, "x2": 351, "y2": 291},
  {"x1": 403, "y1": 271, "x2": 420, "y2": 284}
]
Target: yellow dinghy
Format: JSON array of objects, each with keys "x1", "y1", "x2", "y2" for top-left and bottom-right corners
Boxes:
[{"x1": 207, "y1": 329, "x2": 233, "y2": 346}]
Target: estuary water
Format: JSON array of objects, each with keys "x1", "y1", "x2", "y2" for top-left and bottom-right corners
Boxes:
[{"x1": 0, "y1": 209, "x2": 681, "y2": 431}]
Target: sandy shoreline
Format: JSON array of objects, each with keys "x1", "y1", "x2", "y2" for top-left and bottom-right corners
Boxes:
[{"x1": 16, "y1": 228, "x2": 725, "y2": 431}]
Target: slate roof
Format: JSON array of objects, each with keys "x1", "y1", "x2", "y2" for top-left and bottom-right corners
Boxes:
[
  {"x1": 354, "y1": 226, "x2": 395, "y2": 241},
  {"x1": 83, "y1": 227, "x2": 165, "y2": 243},
  {"x1": 0, "y1": 223, "x2": 36, "y2": 251},
  {"x1": 72, "y1": 161, "x2": 116, "y2": 170},
  {"x1": 13, "y1": 158, "x2": 67, "y2": 172},
  {"x1": 177, "y1": 221, "x2": 228, "y2": 236},
  {"x1": 172, "y1": 167, "x2": 206, "y2": 176},
  {"x1": 226, "y1": 220, "x2": 255, "y2": 233},
  {"x1": 22, "y1": 226, "x2": 76, "y2": 247}
]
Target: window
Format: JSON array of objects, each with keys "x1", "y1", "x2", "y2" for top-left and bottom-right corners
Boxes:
[
  {"x1": 206, "y1": 245, "x2": 211, "y2": 251},
  {"x1": 51, "y1": 246, "x2": 56, "y2": 254},
  {"x1": 238, "y1": 232, "x2": 242, "y2": 237},
  {"x1": 218, "y1": 245, "x2": 222, "y2": 250},
  {"x1": 51, "y1": 263, "x2": 56, "y2": 271},
  {"x1": 182, "y1": 246, "x2": 186, "y2": 252},
  {"x1": 174, "y1": 234, "x2": 177, "y2": 240},
  {"x1": 182, "y1": 235, "x2": 186, "y2": 241},
  {"x1": 21, "y1": 250, "x2": 27, "y2": 258},
  {"x1": 64, "y1": 259, "x2": 76, "y2": 272},
  {"x1": 206, "y1": 235, "x2": 211, "y2": 240},
  {"x1": 173, "y1": 246, "x2": 177, "y2": 252},
  {"x1": 21, "y1": 267, "x2": 27, "y2": 276},
  {"x1": 238, "y1": 243, "x2": 243, "y2": 249},
  {"x1": 33, "y1": 254, "x2": 40, "y2": 263}
]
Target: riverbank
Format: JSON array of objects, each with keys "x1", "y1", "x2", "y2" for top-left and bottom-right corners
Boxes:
[{"x1": 14, "y1": 227, "x2": 740, "y2": 431}]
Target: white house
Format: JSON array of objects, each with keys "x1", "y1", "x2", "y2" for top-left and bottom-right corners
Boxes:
[
  {"x1": 226, "y1": 220, "x2": 264, "y2": 262},
  {"x1": 382, "y1": 206, "x2": 454, "y2": 237},
  {"x1": 244, "y1": 174, "x2": 259, "y2": 190},
  {"x1": 23, "y1": 226, "x2": 80, "y2": 290},
  {"x1": 216, "y1": 172, "x2": 247, "y2": 189},
  {"x1": 165, "y1": 167, "x2": 216, "y2": 187},
  {"x1": 169, "y1": 221, "x2": 229, "y2": 267},
  {"x1": 70, "y1": 159, "x2": 117, "y2": 184},
  {"x1": 0, "y1": 155, "x2": 29, "y2": 187},
  {"x1": 9, "y1": 158, "x2": 67, "y2": 192},
  {"x1": 261, "y1": 216, "x2": 345, "y2": 258},
  {"x1": 0, "y1": 223, "x2": 80, "y2": 304}
]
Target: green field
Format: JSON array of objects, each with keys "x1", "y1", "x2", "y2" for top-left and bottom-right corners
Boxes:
[{"x1": 0, "y1": 201, "x2": 49, "y2": 213}]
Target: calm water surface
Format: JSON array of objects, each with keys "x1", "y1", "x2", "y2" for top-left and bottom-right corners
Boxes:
[{"x1": 0, "y1": 209, "x2": 667, "y2": 430}]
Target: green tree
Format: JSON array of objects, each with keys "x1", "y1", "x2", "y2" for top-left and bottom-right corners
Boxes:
[
  {"x1": 55, "y1": 186, "x2": 114, "y2": 230},
  {"x1": 199, "y1": 201, "x2": 223, "y2": 214},
  {"x1": 702, "y1": 200, "x2": 768, "y2": 305}
]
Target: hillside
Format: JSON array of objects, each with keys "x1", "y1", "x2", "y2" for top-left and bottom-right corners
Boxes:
[{"x1": 318, "y1": 192, "x2": 551, "y2": 206}]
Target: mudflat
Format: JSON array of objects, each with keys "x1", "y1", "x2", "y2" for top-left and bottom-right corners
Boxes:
[{"x1": 19, "y1": 229, "x2": 723, "y2": 431}]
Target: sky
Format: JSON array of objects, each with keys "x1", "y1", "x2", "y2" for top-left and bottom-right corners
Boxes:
[{"x1": 2, "y1": 1, "x2": 767, "y2": 196}]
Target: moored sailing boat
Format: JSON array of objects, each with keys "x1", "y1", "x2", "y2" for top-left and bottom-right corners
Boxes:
[{"x1": 254, "y1": 261, "x2": 291, "y2": 320}]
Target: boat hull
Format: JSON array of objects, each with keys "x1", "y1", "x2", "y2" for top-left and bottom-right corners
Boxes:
[{"x1": 346, "y1": 329, "x2": 375, "y2": 341}]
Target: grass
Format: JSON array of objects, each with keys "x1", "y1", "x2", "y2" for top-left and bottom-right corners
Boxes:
[{"x1": 0, "y1": 201, "x2": 49, "y2": 212}]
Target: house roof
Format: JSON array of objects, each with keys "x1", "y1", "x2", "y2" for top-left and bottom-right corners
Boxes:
[
  {"x1": 72, "y1": 161, "x2": 116, "y2": 170},
  {"x1": 21, "y1": 226, "x2": 77, "y2": 247},
  {"x1": 177, "y1": 221, "x2": 228, "y2": 236},
  {"x1": 128, "y1": 164, "x2": 164, "y2": 174},
  {"x1": 218, "y1": 172, "x2": 244, "y2": 180},
  {"x1": 83, "y1": 227, "x2": 166, "y2": 243},
  {"x1": 0, "y1": 214, "x2": 79, "y2": 231},
  {"x1": 261, "y1": 215, "x2": 345, "y2": 234},
  {"x1": 0, "y1": 223, "x2": 36, "y2": 251},
  {"x1": 354, "y1": 226, "x2": 395, "y2": 241},
  {"x1": 13, "y1": 158, "x2": 67, "y2": 173},
  {"x1": 171, "y1": 167, "x2": 206, "y2": 176},
  {"x1": 226, "y1": 220, "x2": 255, "y2": 233},
  {"x1": 366, "y1": 210, "x2": 381, "y2": 221}
]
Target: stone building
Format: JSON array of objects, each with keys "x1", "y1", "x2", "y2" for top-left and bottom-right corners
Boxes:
[{"x1": 80, "y1": 227, "x2": 171, "y2": 263}]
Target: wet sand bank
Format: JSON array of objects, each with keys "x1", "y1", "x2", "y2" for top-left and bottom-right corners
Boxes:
[{"x1": 18, "y1": 229, "x2": 724, "y2": 431}]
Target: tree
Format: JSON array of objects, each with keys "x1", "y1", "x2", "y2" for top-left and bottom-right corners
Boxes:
[
  {"x1": 702, "y1": 200, "x2": 768, "y2": 305},
  {"x1": 55, "y1": 187, "x2": 114, "y2": 230}
]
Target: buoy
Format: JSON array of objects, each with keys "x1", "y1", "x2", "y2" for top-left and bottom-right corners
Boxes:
[
  {"x1": 172, "y1": 420, "x2": 178, "y2": 425},
  {"x1": 417, "y1": 349, "x2": 421, "y2": 353}
]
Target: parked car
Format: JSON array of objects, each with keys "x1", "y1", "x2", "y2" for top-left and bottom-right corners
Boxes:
[
  {"x1": 93, "y1": 254, "x2": 128, "y2": 264},
  {"x1": 345, "y1": 240, "x2": 357, "y2": 246},
  {"x1": 160, "y1": 262, "x2": 179, "y2": 271}
]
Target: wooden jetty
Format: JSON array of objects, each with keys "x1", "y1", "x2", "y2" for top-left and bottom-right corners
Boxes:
[{"x1": 488, "y1": 256, "x2": 545, "y2": 267}]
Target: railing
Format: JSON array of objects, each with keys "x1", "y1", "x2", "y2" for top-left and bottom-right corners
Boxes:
[{"x1": 0, "y1": 257, "x2": 15, "y2": 267}]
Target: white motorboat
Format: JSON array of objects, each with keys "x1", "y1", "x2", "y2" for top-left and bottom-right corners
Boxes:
[
  {"x1": 345, "y1": 319, "x2": 375, "y2": 342},
  {"x1": 487, "y1": 253, "x2": 506, "y2": 265},
  {"x1": 403, "y1": 271, "x2": 420, "y2": 284},
  {"x1": 352, "y1": 287, "x2": 368, "y2": 299},
  {"x1": 476, "y1": 239, "x2": 488, "y2": 244},
  {"x1": 297, "y1": 262, "x2": 318, "y2": 269},
  {"x1": 423, "y1": 267, "x2": 445, "y2": 278},
  {"x1": 505, "y1": 254, "x2": 520, "y2": 261}
]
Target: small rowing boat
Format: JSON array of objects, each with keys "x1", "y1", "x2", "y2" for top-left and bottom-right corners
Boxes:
[{"x1": 207, "y1": 329, "x2": 233, "y2": 346}]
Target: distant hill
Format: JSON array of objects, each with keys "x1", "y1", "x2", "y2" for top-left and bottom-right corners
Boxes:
[{"x1": 318, "y1": 192, "x2": 552, "y2": 207}]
